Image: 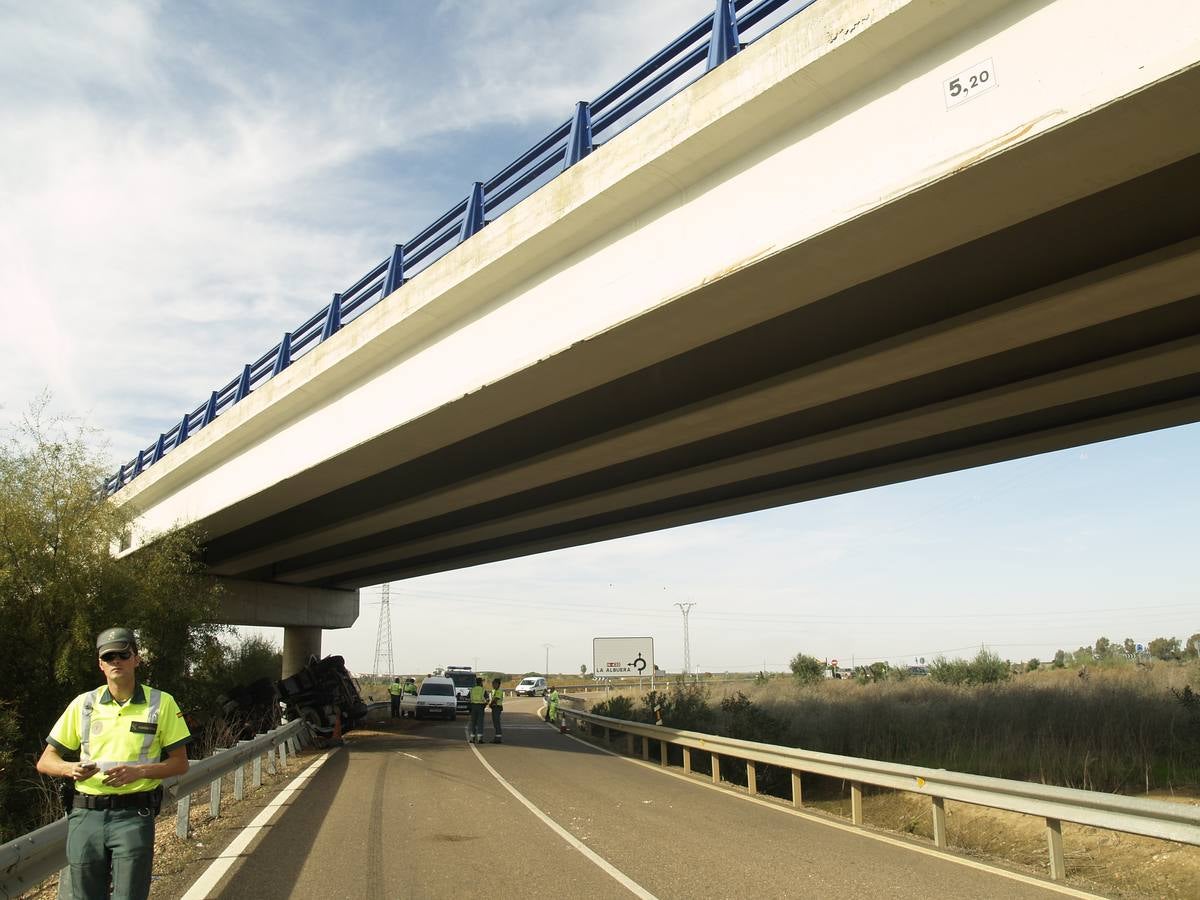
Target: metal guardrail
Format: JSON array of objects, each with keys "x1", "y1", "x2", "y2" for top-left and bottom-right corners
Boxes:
[
  {"x1": 103, "y1": 0, "x2": 822, "y2": 495},
  {"x1": 560, "y1": 706, "x2": 1200, "y2": 882},
  {"x1": 553, "y1": 677, "x2": 758, "y2": 693},
  {"x1": 0, "y1": 719, "x2": 309, "y2": 899}
]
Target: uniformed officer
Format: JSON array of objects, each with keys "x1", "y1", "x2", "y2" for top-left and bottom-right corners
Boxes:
[
  {"x1": 468, "y1": 677, "x2": 486, "y2": 743},
  {"x1": 403, "y1": 677, "x2": 417, "y2": 696},
  {"x1": 387, "y1": 677, "x2": 403, "y2": 718},
  {"x1": 36, "y1": 627, "x2": 191, "y2": 900},
  {"x1": 546, "y1": 686, "x2": 560, "y2": 727},
  {"x1": 487, "y1": 677, "x2": 504, "y2": 743}
]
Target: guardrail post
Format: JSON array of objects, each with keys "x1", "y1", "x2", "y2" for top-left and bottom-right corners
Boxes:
[
  {"x1": 625, "y1": 733, "x2": 634, "y2": 756},
  {"x1": 176, "y1": 792, "x2": 190, "y2": 839},
  {"x1": 253, "y1": 750, "x2": 263, "y2": 787},
  {"x1": 660, "y1": 740, "x2": 669, "y2": 767},
  {"x1": 210, "y1": 771, "x2": 222, "y2": 820},
  {"x1": 791, "y1": 770, "x2": 803, "y2": 807},
  {"x1": 712, "y1": 754, "x2": 721, "y2": 785},
  {"x1": 267, "y1": 747, "x2": 277, "y2": 775},
  {"x1": 746, "y1": 761, "x2": 757, "y2": 795},
  {"x1": 279, "y1": 738, "x2": 288, "y2": 769},
  {"x1": 932, "y1": 797, "x2": 947, "y2": 848},
  {"x1": 683, "y1": 747, "x2": 692, "y2": 774},
  {"x1": 234, "y1": 741, "x2": 248, "y2": 801},
  {"x1": 851, "y1": 782, "x2": 863, "y2": 826},
  {"x1": 1046, "y1": 818, "x2": 1065, "y2": 880},
  {"x1": 641, "y1": 737, "x2": 650, "y2": 761}
]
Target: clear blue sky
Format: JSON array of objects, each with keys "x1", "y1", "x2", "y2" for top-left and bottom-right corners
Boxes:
[{"x1": 2, "y1": 1, "x2": 1195, "y2": 676}]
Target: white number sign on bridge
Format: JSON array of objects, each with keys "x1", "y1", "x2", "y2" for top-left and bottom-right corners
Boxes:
[{"x1": 593, "y1": 637, "x2": 655, "y2": 677}]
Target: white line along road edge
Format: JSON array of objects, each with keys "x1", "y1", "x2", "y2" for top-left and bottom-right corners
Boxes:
[
  {"x1": 181, "y1": 749, "x2": 337, "y2": 900},
  {"x1": 469, "y1": 743, "x2": 659, "y2": 900}
]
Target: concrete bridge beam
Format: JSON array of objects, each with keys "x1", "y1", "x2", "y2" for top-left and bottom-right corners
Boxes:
[{"x1": 211, "y1": 577, "x2": 359, "y2": 629}]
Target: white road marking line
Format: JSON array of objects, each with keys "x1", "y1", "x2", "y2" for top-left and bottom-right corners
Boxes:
[
  {"x1": 469, "y1": 743, "x2": 658, "y2": 900},
  {"x1": 180, "y1": 750, "x2": 336, "y2": 900},
  {"x1": 562, "y1": 731, "x2": 1101, "y2": 900},
  {"x1": 402, "y1": 752, "x2": 422, "y2": 761}
]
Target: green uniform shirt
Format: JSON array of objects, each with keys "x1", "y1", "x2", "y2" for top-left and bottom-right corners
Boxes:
[
  {"x1": 469, "y1": 685, "x2": 486, "y2": 703},
  {"x1": 387, "y1": 682, "x2": 403, "y2": 696},
  {"x1": 490, "y1": 688, "x2": 504, "y2": 707},
  {"x1": 548, "y1": 689, "x2": 559, "y2": 710},
  {"x1": 47, "y1": 683, "x2": 191, "y2": 796},
  {"x1": 403, "y1": 683, "x2": 417, "y2": 694}
]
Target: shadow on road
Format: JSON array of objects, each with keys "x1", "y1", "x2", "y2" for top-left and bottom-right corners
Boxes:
[{"x1": 216, "y1": 746, "x2": 352, "y2": 900}]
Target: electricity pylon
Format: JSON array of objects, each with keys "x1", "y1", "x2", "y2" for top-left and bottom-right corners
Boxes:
[
  {"x1": 373, "y1": 583, "x2": 395, "y2": 676},
  {"x1": 675, "y1": 602, "x2": 696, "y2": 678}
]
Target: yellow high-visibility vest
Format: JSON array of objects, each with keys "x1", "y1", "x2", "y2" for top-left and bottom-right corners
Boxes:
[
  {"x1": 46, "y1": 683, "x2": 191, "y2": 796},
  {"x1": 490, "y1": 688, "x2": 504, "y2": 707},
  {"x1": 387, "y1": 682, "x2": 403, "y2": 696},
  {"x1": 469, "y1": 685, "x2": 486, "y2": 703}
]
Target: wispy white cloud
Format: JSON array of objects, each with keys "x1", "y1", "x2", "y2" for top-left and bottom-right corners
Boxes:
[{"x1": 0, "y1": 0, "x2": 713, "y2": 457}]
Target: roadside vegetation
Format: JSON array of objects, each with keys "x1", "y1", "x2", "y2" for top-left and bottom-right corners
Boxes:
[
  {"x1": 593, "y1": 648, "x2": 1200, "y2": 796},
  {"x1": 0, "y1": 397, "x2": 282, "y2": 842}
]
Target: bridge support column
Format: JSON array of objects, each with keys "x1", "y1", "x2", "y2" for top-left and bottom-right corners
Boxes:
[{"x1": 283, "y1": 626, "x2": 323, "y2": 678}]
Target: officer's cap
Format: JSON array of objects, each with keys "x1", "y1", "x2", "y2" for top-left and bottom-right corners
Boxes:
[{"x1": 96, "y1": 627, "x2": 137, "y2": 655}]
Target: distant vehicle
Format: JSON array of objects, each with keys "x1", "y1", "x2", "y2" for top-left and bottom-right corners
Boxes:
[
  {"x1": 515, "y1": 676, "x2": 547, "y2": 697},
  {"x1": 401, "y1": 677, "x2": 457, "y2": 720},
  {"x1": 445, "y1": 666, "x2": 477, "y2": 712}
]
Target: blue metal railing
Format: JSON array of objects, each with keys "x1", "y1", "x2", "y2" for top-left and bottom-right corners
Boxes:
[{"x1": 105, "y1": 0, "x2": 820, "y2": 495}]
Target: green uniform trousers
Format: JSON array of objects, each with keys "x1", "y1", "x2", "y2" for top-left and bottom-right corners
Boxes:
[{"x1": 65, "y1": 806, "x2": 155, "y2": 899}]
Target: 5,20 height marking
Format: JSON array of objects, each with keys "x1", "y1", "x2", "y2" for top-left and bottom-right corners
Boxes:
[{"x1": 944, "y1": 58, "x2": 998, "y2": 109}]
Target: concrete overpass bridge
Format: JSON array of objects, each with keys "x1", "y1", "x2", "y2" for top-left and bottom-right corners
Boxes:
[{"x1": 109, "y1": 0, "x2": 1200, "y2": 666}]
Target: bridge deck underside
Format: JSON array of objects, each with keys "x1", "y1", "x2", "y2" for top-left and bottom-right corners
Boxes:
[{"x1": 201, "y1": 144, "x2": 1200, "y2": 589}]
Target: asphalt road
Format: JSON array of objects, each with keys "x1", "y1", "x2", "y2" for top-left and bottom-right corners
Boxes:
[{"x1": 183, "y1": 699, "x2": 1087, "y2": 899}]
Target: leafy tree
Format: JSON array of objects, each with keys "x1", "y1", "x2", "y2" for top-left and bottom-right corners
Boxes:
[
  {"x1": 1123, "y1": 638, "x2": 1137, "y2": 656},
  {"x1": 1186, "y1": 634, "x2": 1200, "y2": 659},
  {"x1": 789, "y1": 652, "x2": 826, "y2": 685},
  {"x1": 1147, "y1": 637, "x2": 1182, "y2": 661},
  {"x1": 1093, "y1": 637, "x2": 1112, "y2": 659},
  {"x1": 1026, "y1": 658, "x2": 1041, "y2": 672},
  {"x1": 580, "y1": 664, "x2": 587, "y2": 677},
  {"x1": 1052, "y1": 649, "x2": 1067, "y2": 669},
  {"x1": 0, "y1": 399, "x2": 223, "y2": 840}
]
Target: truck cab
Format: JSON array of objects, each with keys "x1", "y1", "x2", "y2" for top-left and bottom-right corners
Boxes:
[{"x1": 444, "y1": 666, "x2": 477, "y2": 713}]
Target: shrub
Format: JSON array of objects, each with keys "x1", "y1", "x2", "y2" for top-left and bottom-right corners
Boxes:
[
  {"x1": 592, "y1": 694, "x2": 637, "y2": 721},
  {"x1": 789, "y1": 653, "x2": 826, "y2": 685},
  {"x1": 929, "y1": 649, "x2": 1011, "y2": 686}
]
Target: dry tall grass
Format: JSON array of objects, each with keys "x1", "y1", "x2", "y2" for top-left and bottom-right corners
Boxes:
[{"x1": 710, "y1": 663, "x2": 1200, "y2": 793}]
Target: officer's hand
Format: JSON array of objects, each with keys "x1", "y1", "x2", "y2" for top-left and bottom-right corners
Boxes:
[
  {"x1": 102, "y1": 764, "x2": 143, "y2": 787},
  {"x1": 71, "y1": 761, "x2": 98, "y2": 781}
]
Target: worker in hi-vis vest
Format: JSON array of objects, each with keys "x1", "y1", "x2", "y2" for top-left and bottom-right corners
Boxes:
[
  {"x1": 37, "y1": 627, "x2": 191, "y2": 900},
  {"x1": 387, "y1": 677, "x2": 403, "y2": 718},
  {"x1": 546, "y1": 686, "x2": 560, "y2": 726},
  {"x1": 468, "y1": 677, "x2": 487, "y2": 743},
  {"x1": 488, "y1": 678, "x2": 504, "y2": 743}
]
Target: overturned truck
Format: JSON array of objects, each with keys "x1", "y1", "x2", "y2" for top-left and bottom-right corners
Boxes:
[{"x1": 277, "y1": 654, "x2": 369, "y2": 740}]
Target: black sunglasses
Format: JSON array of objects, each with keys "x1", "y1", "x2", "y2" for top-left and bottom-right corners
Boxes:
[{"x1": 100, "y1": 650, "x2": 133, "y2": 663}]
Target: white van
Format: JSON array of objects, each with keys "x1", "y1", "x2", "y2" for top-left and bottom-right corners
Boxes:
[
  {"x1": 401, "y1": 676, "x2": 457, "y2": 720},
  {"x1": 515, "y1": 676, "x2": 547, "y2": 697}
]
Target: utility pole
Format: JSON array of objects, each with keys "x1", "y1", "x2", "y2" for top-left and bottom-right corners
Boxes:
[
  {"x1": 543, "y1": 643, "x2": 553, "y2": 680},
  {"x1": 674, "y1": 602, "x2": 696, "y2": 679},
  {"x1": 372, "y1": 583, "x2": 395, "y2": 677}
]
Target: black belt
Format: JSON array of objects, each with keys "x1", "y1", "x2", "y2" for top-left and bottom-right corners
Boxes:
[{"x1": 72, "y1": 790, "x2": 157, "y2": 810}]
